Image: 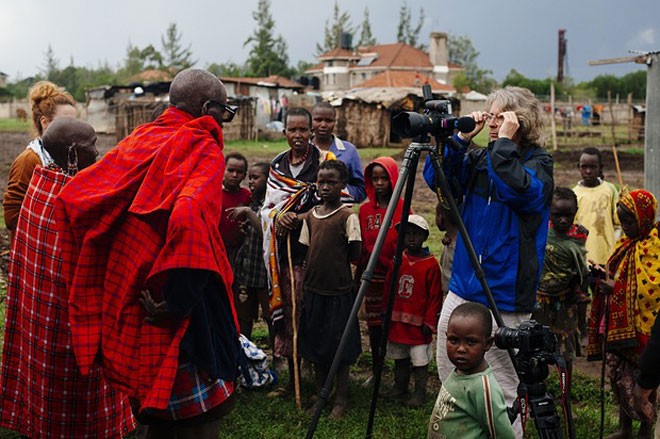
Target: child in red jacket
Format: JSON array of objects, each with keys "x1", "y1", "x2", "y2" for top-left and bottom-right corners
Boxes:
[
  {"x1": 357, "y1": 157, "x2": 406, "y2": 384},
  {"x1": 383, "y1": 214, "x2": 442, "y2": 408}
]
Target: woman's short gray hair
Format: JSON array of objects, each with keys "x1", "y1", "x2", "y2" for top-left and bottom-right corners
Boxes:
[{"x1": 486, "y1": 86, "x2": 545, "y2": 147}]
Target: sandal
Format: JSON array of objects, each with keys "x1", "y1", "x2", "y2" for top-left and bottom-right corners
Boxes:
[{"x1": 266, "y1": 386, "x2": 290, "y2": 398}]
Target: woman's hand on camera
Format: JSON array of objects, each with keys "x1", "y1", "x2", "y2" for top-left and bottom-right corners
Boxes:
[{"x1": 460, "y1": 111, "x2": 488, "y2": 142}]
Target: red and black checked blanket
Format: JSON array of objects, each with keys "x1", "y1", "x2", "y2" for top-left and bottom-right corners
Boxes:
[
  {"x1": 54, "y1": 107, "x2": 237, "y2": 413},
  {"x1": 0, "y1": 166, "x2": 136, "y2": 438}
]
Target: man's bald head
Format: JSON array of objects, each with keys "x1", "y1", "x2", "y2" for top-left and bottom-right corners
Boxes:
[
  {"x1": 169, "y1": 68, "x2": 227, "y2": 118},
  {"x1": 42, "y1": 117, "x2": 98, "y2": 173}
]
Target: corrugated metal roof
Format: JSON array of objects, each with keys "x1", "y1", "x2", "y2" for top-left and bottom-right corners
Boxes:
[
  {"x1": 219, "y1": 75, "x2": 303, "y2": 89},
  {"x1": 324, "y1": 87, "x2": 425, "y2": 107}
]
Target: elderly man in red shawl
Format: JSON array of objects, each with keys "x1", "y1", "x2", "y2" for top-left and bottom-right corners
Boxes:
[
  {"x1": 0, "y1": 117, "x2": 136, "y2": 438},
  {"x1": 54, "y1": 69, "x2": 241, "y2": 438}
]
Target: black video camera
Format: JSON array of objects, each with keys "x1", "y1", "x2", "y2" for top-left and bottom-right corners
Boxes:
[
  {"x1": 495, "y1": 320, "x2": 557, "y2": 355},
  {"x1": 391, "y1": 84, "x2": 475, "y2": 139}
]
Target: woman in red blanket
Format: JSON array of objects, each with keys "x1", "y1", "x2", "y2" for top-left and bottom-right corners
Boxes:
[
  {"x1": 0, "y1": 117, "x2": 136, "y2": 438},
  {"x1": 54, "y1": 69, "x2": 241, "y2": 438}
]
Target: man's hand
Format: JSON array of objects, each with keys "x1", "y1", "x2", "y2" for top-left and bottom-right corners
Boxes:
[
  {"x1": 139, "y1": 289, "x2": 173, "y2": 326},
  {"x1": 633, "y1": 384, "x2": 655, "y2": 423}
]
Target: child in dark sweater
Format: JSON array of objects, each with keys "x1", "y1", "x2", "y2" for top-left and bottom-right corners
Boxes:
[{"x1": 298, "y1": 160, "x2": 361, "y2": 419}]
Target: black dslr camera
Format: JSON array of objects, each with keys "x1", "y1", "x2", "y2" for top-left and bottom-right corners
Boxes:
[
  {"x1": 391, "y1": 84, "x2": 475, "y2": 139},
  {"x1": 495, "y1": 320, "x2": 558, "y2": 355}
]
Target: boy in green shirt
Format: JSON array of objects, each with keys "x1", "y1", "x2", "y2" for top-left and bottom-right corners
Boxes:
[{"x1": 428, "y1": 303, "x2": 514, "y2": 438}]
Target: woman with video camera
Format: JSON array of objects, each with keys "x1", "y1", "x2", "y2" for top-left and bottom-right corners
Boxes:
[{"x1": 424, "y1": 86, "x2": 553, "y2": 438}]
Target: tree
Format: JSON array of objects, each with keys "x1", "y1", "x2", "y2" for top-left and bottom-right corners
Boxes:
[
  {"x1": 357, "y1": 7, "x2": 376, "y2": 47},
  {"x1": 447, "y1": 34, "x2": 495, "y2": 94},
  {"x1": 587, "y1": 70, "x2": 646, "y2": 99},
  {"x1": 316, "y1": 1, "x2": 354, "y2": 54},
  {"x1": 41, "y1": 45, "x2": 59, "y2": 80},
  {"x1": 293, "y1": 60, "x2": 314, "y2": 78},
  {"x1": 207, "y1": 61, "x2": 246, "y2": 78},
  {"x1": 160, "y1": 23, "x2": 196, "y2": 73},
  {"x1": 244, "y1": 0, "x2": 292, "y2": 77},
  {"x1": 502, "y1": 69, "x2": 569, "y2": 97},
  {"x1": 396, "y1": 2, "x2": 425, "y2": 50},
  {"x1": 451, "y1": 72, "x2": 471, "y2": 94},
  {"x1": 117, "y1": 43, "x2": 164, "y2": 81}
]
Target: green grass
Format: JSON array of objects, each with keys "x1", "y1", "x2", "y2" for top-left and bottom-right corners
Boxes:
[
  {"x1": 0, "y1": 118, "x2": 30, "y2": 132},
  {"x1": 223, "y1": 368, "x2": 436, "y2": 438}
]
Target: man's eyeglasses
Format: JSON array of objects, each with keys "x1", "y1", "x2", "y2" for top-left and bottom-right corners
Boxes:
[{"x1": 205, "y1": 99, "x2": 238, "y2": 123}]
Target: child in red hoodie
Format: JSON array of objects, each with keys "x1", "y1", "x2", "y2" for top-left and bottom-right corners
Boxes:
[
  {"x1": 358, "y1": 157, "x2": 407, "y2": 384},
  {"x1": 383, "y1": 214, "x2": 442, "y2": 408}
]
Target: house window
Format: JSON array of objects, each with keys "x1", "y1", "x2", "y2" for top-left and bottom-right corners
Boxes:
[{"x1": 328, "y1": 61, "x2": 334, "y2": 67}]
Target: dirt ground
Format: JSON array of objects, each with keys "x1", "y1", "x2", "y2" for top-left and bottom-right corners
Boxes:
[{"x1": 0, "y1": 130, "x2": 646, "y2": 381}]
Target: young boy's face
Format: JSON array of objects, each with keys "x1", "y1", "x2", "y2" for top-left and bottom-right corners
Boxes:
[
  {"x1": 284, "y1": 115, "x2": 311, "y2": 153},
  {"x1": 446, "y1": 314, "x2": 493, "y2": 375},
  {"x1": 317, "y1": 168, "x2": 344, "y2": 203},
  {"x1": 224, "y1": 158, "x2": 247, "y2": 190},
  {"x1": 248, "y1": 166, "x2": 268, "y2": 196},
  {"x1": 578, "y1": 153, "x2": 601, "y2": 187},
  {"x1": 371, "y1": 165, "x2": 391, "y2": 197},
  {"x1": 405, "y1": 225, "x2": 427, "y2": 252},
  {"x1": 312, "y1": 107, "x2": 336, "y2": 139},
  {"x1": 550, "y1": 197, "x2": 577, "y2": 235}
]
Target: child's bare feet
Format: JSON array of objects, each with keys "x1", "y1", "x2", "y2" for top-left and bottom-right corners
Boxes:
[{"x1": 329, "y1": 401, "x2": 346, "y2": 419}]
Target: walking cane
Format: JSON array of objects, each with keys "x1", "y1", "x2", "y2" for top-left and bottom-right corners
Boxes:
[{"x1": 287, "y1": 234, "x2": 302, "y2": 409}]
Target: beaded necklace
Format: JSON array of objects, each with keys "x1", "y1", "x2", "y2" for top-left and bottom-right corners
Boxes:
[{"x1": 289, "y1": 144, "x2": 310, "y2": 166}]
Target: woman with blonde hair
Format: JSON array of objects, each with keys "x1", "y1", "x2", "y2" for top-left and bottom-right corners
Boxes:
[
  {"x1": 424, "y1": 85, "x2": 554, "y2": 438},
  {"x1": 2, "y1": 81, "x2": 77, "y2": 234}
]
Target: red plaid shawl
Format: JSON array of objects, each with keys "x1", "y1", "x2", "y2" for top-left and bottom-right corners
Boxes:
[
  {"x1": 54, "y1": 107, "x2": 236, "y2": 412},
  {"x1": 0, "y1": 166, "x2": 135, "y2": 438}
]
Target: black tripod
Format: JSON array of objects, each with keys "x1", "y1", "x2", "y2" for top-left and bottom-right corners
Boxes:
[{"x1": 305, "y1": 135, "x2": 572, "y2": 438}]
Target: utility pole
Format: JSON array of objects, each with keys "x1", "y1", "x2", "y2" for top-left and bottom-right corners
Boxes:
[
  {"x1": 645, "y1": 53, "x2": 660, "y2": 203},
  {"x1": 589, "y1": 51, "x2": 660, "y2": 202},
  {"x1": 557, "y1": 29, "x2": 567, "y2": 83}
]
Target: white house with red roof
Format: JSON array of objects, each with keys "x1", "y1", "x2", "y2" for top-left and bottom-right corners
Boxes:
[{"x1": 305, "y1": 33, "x2": 462, "y2": 94}]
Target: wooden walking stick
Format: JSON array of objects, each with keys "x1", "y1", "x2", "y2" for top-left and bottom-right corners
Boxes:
[
  {"x1": 287, "y1": 234, "x2": 302, "y2": 409},
  {"x1": 599, "y1": 264, "x2": 612, "y2": 439}
]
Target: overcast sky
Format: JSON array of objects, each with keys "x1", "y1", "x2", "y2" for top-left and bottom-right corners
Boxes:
[{"x1": 1, "y1": 0, "x2": 657, "y2": 83}]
